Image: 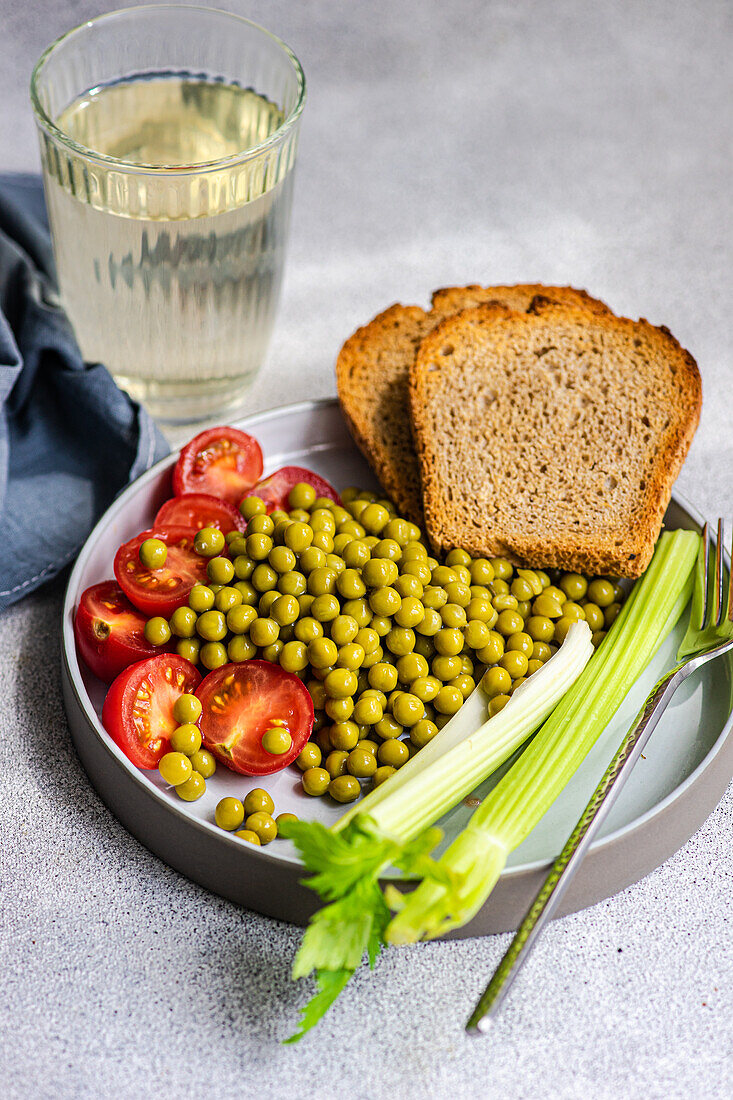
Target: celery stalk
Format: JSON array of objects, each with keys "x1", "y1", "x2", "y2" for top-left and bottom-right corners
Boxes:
[
  {"x1": 385, "y1": 528, "x2": 699, "y2": 944},
  {"x1": 280, "y1": 622, "x2": 594, "y2": 1039}
]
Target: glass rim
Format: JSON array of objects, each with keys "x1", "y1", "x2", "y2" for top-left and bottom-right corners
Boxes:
[{"x1": 29, "y1": 3, "x2": 306, "y2": 175}]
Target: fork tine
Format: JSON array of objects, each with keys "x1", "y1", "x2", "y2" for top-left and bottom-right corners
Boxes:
[
  {"x1": 715, "y1": 519, "x2": 726, "y2": 628},
  {"x1": 699, "y1": 522, "x2": 710, "y2": 630}
]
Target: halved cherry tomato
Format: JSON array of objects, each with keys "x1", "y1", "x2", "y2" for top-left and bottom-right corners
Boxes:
[
  {"x1": 74, "y1": 580, "x2": 166, "y2": 682},
  {"x1": 173, "y1": 427, "x2": 263, "y2": 506},
  {"x1": 114, "y1": 526, "x2": 209, "y2": 618},
  {"x1": 248, "y1": 466, "x2": 341, "y2": 514},
  {"x1": 102, "y1": 654, "x2": 201, "y2": 769},
  {"x1": 196, "y1": 660, "x2": 314, "y2": 776},
  {"x1": 154, "y1": 493, "x2": 245, "y2": 533}
]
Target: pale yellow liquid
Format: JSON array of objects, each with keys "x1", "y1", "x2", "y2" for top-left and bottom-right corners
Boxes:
[{"x1": 43, "y1": 77, "x2": 293, "y2": 421}]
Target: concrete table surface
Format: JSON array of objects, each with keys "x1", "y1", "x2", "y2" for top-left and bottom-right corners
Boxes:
[{"x1": 1, "y1": 1, "x2": 731, "y2": 1097}]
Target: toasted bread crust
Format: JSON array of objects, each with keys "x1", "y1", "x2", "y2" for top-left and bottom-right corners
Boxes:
[{"x1": 409, "y1": 304, "x2": 701, "y2": 577}]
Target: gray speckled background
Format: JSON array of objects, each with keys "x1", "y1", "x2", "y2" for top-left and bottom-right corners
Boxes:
[{"x1": 1, "y1": 2, "x2": 732, "y2": 1097}]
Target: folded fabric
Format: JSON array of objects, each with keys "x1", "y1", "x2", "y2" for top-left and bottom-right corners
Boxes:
[{"x1": 0, "y1": 173, "x2": 169, "y2": 611}]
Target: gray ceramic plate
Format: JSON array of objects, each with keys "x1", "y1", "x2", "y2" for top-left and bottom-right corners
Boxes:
[{"x1": 61, "y1": 399, "x2": 733, "y2": 935}]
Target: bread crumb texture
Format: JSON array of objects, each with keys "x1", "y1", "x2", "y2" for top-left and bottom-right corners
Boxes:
[
  {"x1": 410, "y1": 303, "x2": 701, "y2": 577},
  {"x1": 336, "y1": 285, "x2": 612, "y2": 527}
]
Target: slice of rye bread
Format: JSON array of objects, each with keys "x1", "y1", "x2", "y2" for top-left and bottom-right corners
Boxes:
[
  {"x1": 335, "y1": 285, "x2": 612, "y2": 525},
  {"x1": 409, "y1": 302, "x2": 702, "y2": 577}
]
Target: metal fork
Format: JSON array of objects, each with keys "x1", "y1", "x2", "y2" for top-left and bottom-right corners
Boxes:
[{"x1": 467, "y1": 520, "x2": 733, "y2": 1034}]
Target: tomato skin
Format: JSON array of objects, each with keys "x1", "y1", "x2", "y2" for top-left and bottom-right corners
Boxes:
[
  {"x1": 154, "y1": 492, "x2": 246, "y2": 534},
  {"x1": 74, "y1": 581, "x2": 165, "y2": 682},
  {"x1": 196, "y1": 660, "x2": 314, "y2": 776},
  {"x1": 114, "y1": 526, "x2": 209, "y2": 618},
  {"x1": 173, "y1": 427, "x2": 263, "y2": 506},
  {"x1": 248, "y1": 466, "x2": 341, "y2": 514},
  {"x1": 102, "y1": 654, "x2": 201, "y2": 769}
]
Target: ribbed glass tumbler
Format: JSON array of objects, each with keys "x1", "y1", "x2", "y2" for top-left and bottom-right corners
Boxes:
[{"x1": 31, "y1": 5, "x2": 306, "y2": 424}]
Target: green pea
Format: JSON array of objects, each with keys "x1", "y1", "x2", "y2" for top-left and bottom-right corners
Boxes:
[
  {"x1": 393, "y1": 574, "x2": 424, "y2": 600},
  {"x1": 225, "y1": 604, "x2": 255, "y2": 635},
  {"x1": 469, "y1": 558, "x2": 495, "y2": 585},
  {"x1": 496, "y1": 609, "x2": 525, "y2": 637},
  {"x1": 329, "y1": 775, "x2": 361, "y2": 803},
  {"x1": 410, "y1": 719, "x2": 438, "y2": 749},
  {"x1": 342, "y1": 540, "x2": 371, "y2": 569},
  {"x1": 175, "y1": 772, "x2": 206, "y2": 802},
  {"x1": 582, "y1": 602, "x2": 605, "y2": 632},
  {"x1": 278, "y1": 640, "x2": 308, "y2": 673},
  {"x1": 190, "y1": 749, "x2": 216, "y2": 778},
  {"x1": 193, "y1": 527, "x2": 225, "y2": 558},
  {"x1": 554, "y1": 617, "x2": 576, "y2": 645},
  {"x1": 158, "y1": 751, "x2": 192, "y2": 786},
  {"x1": 294, "y1": 744, "x2": 321, "y2": 774},
  {"x1": 373, "y1": 765, "x2": 396, "y2": 787},
  {"x1": 394, "y1": 653, "x2": 427, "y2": 682},
  {"x1": 392, "y1": 692, "x2": 424, "y2": 727},
  {"x1": 306, "y1": 637, "x2": 336, "y2": 669},
  {"x1": 532, "y1": 641, "x2": 552, "y2": 662},
  {"x1": 330, "y1": 614, "x2": 358, "y2": 646},
  {"x1": 144, "y1": 616, "x2": 171, "y2": 646},
  {"x1": 172, "y1": 693, "x2": 202, "y2": 725},
  {"x1": 353, "y1": 695, "x2": 383, "y2": 725},
  {"x1": 489, "y1": 694, "x2": 511, "y2": 717},
  {"x1": 234, "y1": 829, "x2": 261, "y2": 845},
  {"x1": 288, "y1": 482, "x2": 317, "y2": 510},
  {"x1": 239, "y1": 496, "x2": 266, "y2": 521},
  {"x1": 415, "y1": 608, "x2": 442, "y2": 637},
  {"x1": 301, "y1": 767, "x2": 330, "y2": 796},
  {"x1": 410, "y1": 675, "x2": 440, "y2": 702},
  {"x1": 374, "y1": 715, "x2": 403, "y2": 740},
  {"x1": 604, "y1": 602, "x2": 622, "y2": 628},
  {"x1": 138, "y1": 537, "x2": 167, "y2": 569},
  {"x1": 233, "y1": 554, "x2": 255, "y2": 581},
  {"x1": 329, "y1": 721, "x2": 359, "y2": 751},
  {"x1": 560, "y1": 573, "x2": 588, "y2": 601},
  {"x1": 450, "y1": 673, "x2": 475, "y2": 698},
  {"x1": 434, "y1": 628, "x2": 464, "y2": 657},
  {"x1": 325, "y1": 696, "x2": 355, "y2": 722},
  {"x1": 385, "y1": 627, "x2": 415, "y2": 657},
  {"x1": 363, "y1": 558, "x2": 399, "y2": 589},
  {"x1": 310, "y1": 594, "x2": 340, "y2": 621},
  {"x1": 500, "y1": 650, "x2": 529, "y2": 679},
  {"x1": 506, "y1": 632, "x2": 534, "y2": 657},
  {"x1": 196, "y1": 609, "x2": 226, "y2": 642},
  {"x1": 431, "y1": 654, "x2": 462, "y2": 681},
  {"x1": 526, "y1": 615, "x2": 555, "y2": 642},
  {"x1": 200, "y1": 642, "x2": 228, "y2": 669},
  {"x1": 249, "y1": 618, "x2": 279, "y2": 647},
  {"x1": 434, "y1": 685, "x2": 463, "y2": 715},
  {"x1": 252, "y1": 564, "x2": 278, "y2": 592},
  {"x1": 395, "y1": 596, "x2": 425, "y2": 628},
  {"x1": 336, "y1": 643, "x2": 365, "y2": 671},
  {"x1": 169, "y1": 723, "x2": 202, "y2": 755},
  {"x1": 294, "y1": 616, "x2": 323, "y2": 644},
  {"x1": 188, "y1": 584, "x2": 214, "y2": 613},
  {"x1": 176, "y1": 638, "x2": 200, "y2": 664},
  {"x1": 347, "y1": 747, "x2": 377, "y2": 778},
  {"x1": 262, "y1": 727, "x2": 292, "y2": 755},
  {"x1": 227, "y1": 635, "x2": 256, "y2": 662},
  {"x1": 308, "y1": 567, "x2": 337, "y2": 597},
  {"x1": 207, "y1": 556, "x2": 235, "y2": 585},
  {"x1": 324, "y1": 668, "x2": 358, "y2": 699},
  {"x1": 377, "y1": 738, "x2": 409, "y2": 768},
  {"x1": 342, "y1": 599, "x2": 372, "y2": 627}
]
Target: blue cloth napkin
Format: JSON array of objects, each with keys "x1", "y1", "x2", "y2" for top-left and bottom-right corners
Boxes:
[{"x1": 0, "y1": 174, "x2": 169, "y2": 611}]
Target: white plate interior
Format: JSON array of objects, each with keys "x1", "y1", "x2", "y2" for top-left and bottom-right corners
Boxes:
[{"x1": 65, "y1": 401, "x2": 733, "y2": 873}]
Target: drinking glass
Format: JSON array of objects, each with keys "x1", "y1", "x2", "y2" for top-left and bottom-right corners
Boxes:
[{"x1": 31, "y1": 5, "x2": 306, "y2": 424}]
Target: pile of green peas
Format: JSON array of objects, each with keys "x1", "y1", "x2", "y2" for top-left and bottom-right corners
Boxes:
[
  {"x1": 213, "y1": 790, "x2": 298, "y2": 845},
  {"x1": 156, "y1": 693, "x2": 217, "y2": 801},
  {"x1": 143, "y1": 482, "x2": 626, "y2": 807}
]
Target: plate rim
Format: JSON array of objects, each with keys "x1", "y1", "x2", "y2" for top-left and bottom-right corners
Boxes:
[{"x1": 61, "y1": 396, "x2": 733, "y2": 879}]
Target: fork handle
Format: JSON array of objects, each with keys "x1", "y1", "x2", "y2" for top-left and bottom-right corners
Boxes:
[{"x1": 466, "y1": 662, "x2": 685, "y2": 1034}]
